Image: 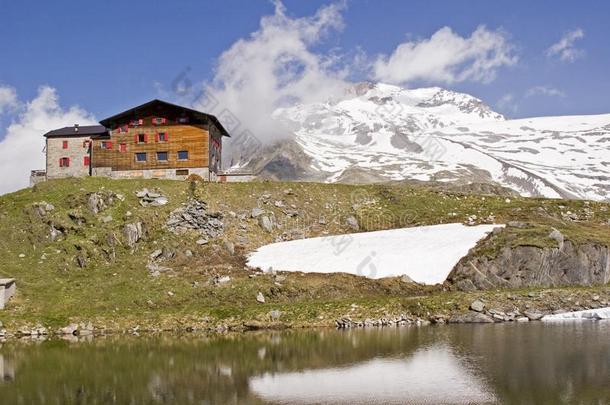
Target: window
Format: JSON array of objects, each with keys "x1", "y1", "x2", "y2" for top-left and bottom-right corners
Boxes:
[
  {"x1": 136, "y1": 133, "x2": 147, "y2": 144},
  {"x1": 135, "y1": 153, "x2": 147, "y2": 162},
  {"x1": 117, "y1": 124, "x2": 129, "y2": 133},
  {"x1": 62, "y1": 141, "x2": 68, "y2": 149},
  {"x1": 156, "y1": 151, "x2": 168, "y2": 161},
  {"x1": 82, "y1": 140, "x2": 90, "y2": 149},
  {"x1": 129, "y1": 119, "x2": 143, "y2": 127},
  {"x1": 176, "y1": 116, "x2": 189, "y2": 124},
  {"x1": 156, "y1": 132, "x2": 168, "y2": 142},
  {"x1": 59, "y1": 157, "x2": 70, "y2": 167},
  {"x1": 84, "y1": 156, "x2": 90, "y2": 166},
  {"x1": 119, "y1": 143, "x2": 127, "y2": 152},
  {"x1": 176, "y1": 169, "x2": 189, "y2": 176},
  {"x1": 101, "y1": 141, "x2": 113, "y2": 150},
  {"x1": 152, "y1": 117, "x2": 167, "y2": 125}
]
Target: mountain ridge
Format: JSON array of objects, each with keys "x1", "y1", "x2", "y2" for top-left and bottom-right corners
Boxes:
[{"x1": 235, "y1": 82, "x2": 609, "y2": 201}]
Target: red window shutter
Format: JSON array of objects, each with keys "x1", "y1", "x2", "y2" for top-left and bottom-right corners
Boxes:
[
  {"x1": 84, "y1": 156, "x2": 90, "y2": 166},
  {"x1": 144, "y1": 134, "x2": 149, "y2": 143},
  {"x1": 155, "y1": 133, "x2": 159, "y2": 142},
  {"x1": 59, "y1": 158, "x2": 63, "y2": 167},
  {"x1": 67, "y1": 158, "x2": 71, "y2": 167},
  {"x1": 138, "y1": 119, "x2": 143, "y2": 125},
  {"x1": 166, "y1": 132, "x2": 169, "y2": 142},
  {"x1": 134, "y1": 134, "x2": 139, "y2": 144},
  {"x1": 162, "y1": 117, "x2": 167, "y2": 124},
  {"x1": 108, "y1": 141, "x2": 113, "y2": 149},
  {"x1": 62, "y1": 141, "x2": 68, "y2": 149}
]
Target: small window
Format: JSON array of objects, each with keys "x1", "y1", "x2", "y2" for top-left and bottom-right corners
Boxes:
[
  {"x1": 129, "y1": 119, "x2": 143, "y2": 127},
  {"x1": 177, "y1": 150, "x2": 189, "y2": 161},
  {"x1": 156, "y1": 151, "x2": 168, "y2": 161},
  {"x1": 176, "y1": 116, "x2": 189, "y2": 124},
  {"x1": 137, "y1": 133, "x2": 147, "y2": 144},
  {"x1": 101, "y1": 141, "x2": 113, "y2": 150},
  {"x1": 135, "y1": 152, "x2": 147, "y2": 162},
  {"x1": 82, "y1": 140, "x2": 90, "y2": 149},
  {"x1": 157, "y1": 132, "x2": 168, "y2": 142},
  {"x1": 152, "y1": 117, "x2": 167, "y2": 125},
  {"x1": 119, "y1": 143, "x2": 127, "y2": 152},
  {"x1": 62, "y1": 141, "x2": 68, "y2": 149},
  {"x1": 59, "y1": 157, "x2": 70, "y2": 167},
  {"x1": 84, "y1": 156, "x2": 90, "y2": 166},
  {"x1": 176, "y1": 169, "x2": 189, "y2": 176}
]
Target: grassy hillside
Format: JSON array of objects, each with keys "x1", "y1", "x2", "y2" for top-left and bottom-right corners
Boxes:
[{"x1": 0, "y1": 177, "x2": 608, "y2": 331}]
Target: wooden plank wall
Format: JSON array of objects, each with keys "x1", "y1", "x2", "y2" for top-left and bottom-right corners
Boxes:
[{"x1": 91, "y1": 118, "x2": 209, "y2": 171}]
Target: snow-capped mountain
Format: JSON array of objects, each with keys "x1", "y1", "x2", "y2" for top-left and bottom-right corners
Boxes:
[{"x1": 241, "y1": 82, "x2": 609, "y2": 201}]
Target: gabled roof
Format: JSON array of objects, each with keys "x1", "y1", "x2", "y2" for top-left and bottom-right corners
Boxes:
[
  {"x1": 98, "y1": 99, "x2": 230, "y2": 137},
  {"x1": 44, "y1": 125, "x2": 108, "y2": 138}
]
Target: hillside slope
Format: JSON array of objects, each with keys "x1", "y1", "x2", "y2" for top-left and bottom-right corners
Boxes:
[{"x1": 0, "y1": 178, "x2": 609, "y2": 333}]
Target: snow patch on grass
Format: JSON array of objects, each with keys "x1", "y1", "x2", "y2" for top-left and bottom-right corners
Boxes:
[{"x1": 247, "y1": 223, "x2": 503, "y2": 284}]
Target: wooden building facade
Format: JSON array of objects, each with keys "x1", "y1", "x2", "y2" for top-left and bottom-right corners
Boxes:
[
  {"x1": 38, "y1": 100, "x2": 229, "y2": 183},
  {"x1": 66, "y1": 99, "x2": 229, "y2": 181}
]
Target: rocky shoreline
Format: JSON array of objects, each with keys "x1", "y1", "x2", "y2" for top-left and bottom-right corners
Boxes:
[{"x1": 2, "y1": 288, "x2": 609, "y2": 341}]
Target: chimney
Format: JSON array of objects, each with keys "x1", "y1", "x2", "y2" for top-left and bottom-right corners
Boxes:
[{"x1": 74, "y1": 124, "x2": 79, "y2": 132}]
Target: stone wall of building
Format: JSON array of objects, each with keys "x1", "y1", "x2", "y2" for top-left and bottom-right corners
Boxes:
[
  {"x1": 46, "y1": 136, "x2": 92, "y2": 179},
  {"x1": 92, "y1": 167, "x2": 210, "y2": 181}
]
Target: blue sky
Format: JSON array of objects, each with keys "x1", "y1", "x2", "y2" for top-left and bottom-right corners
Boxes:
[{"x1": 1, "y1": 0, "x2": 609, "y2": 120}]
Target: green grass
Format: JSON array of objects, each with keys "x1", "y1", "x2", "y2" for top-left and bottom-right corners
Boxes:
[{"x1": 0, "y1": 177, "x2": 608, "y2": 331}]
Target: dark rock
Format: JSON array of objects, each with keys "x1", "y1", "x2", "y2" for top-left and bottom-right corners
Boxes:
[{"x1": 448, "y1": 241, "x2": 610, "y2": 290}]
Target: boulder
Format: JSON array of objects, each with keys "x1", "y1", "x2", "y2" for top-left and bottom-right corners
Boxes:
[
  {"x1": 469, "y1": 299, "x2": 485, "y2": 312},
  {"x1": 87, "y1": 193, "x2": 106, "y2": 214},
  {"x1": 549, "y1": 228, "x2": 564, "y2": 250},
  {"x1": 137, "y1": 189, "x2": 169, "y2": 207},
  {"x1": 251, "y1": 208, "x2": 264, "y2": 218},
  {"x1": 448, "y1": 312, "x2": 494, "y2": 323},
  {"x1": 346, "y1": 216, "x2": 359, "y2": 231},
  {"x1": 123, "y1": 222, "x2": 144, "y2": 247},
  {"x1": 224, "y1": 241, "x2": 235, "y2": 255},
  {"x1": 258, "y1": 215, "x2": 274, "y2": 233},
  {"x1": 256, "y1": 292, "x2": 266, "y2": 303},
  {"x1": 523, "y1": 310, "x2": 544, "y2": 321},
  {"x1": 60, "y1": 323, "x2": 79, "y2": 335}
]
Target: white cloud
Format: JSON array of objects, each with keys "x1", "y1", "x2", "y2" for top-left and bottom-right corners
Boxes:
[
  {"x1": 195, "y1": 0, "x2": 350, "y2": 161},
  {"x1": 546, "y1": 29, "x2": 584, "y2": 62},
  {"x1": 373, "y1": 26, "x2": 517, "y2": 85},
  {"x1": 0, "y1": 86, "x2": 96, "y2": 195},
  {"x1": 0, "y1": 86, "x2": 18, "y2": 114},
  {"x1": 496, "y1": 93, "x2": 518, "y2": 115},
  {"x1": 525, "y1": 85, "x2": 565, "y2": 98}
]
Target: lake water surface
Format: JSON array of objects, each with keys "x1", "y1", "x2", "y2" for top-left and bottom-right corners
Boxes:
[{"x1": 0, "y1": 322, "x2": 609, "y2": 404}]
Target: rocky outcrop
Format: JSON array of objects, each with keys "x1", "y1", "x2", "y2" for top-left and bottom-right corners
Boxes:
[
  {"x1": 448, "y1": 240, "x2": 610, "y2": 290},
  {"x1": 166, "y1": 200, "x2": 224, "y2": 238}
]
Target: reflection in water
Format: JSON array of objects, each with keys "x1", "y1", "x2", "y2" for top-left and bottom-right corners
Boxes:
[
  {"x1": 250, "y1": 345, "x2": 496, "y2": 404},
  {"x1": 0, "y1": 354, "x2": 15, "y2": 383},
  {"x1": 0, "y1": 323, "x2": 609, "y2": 404}
]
